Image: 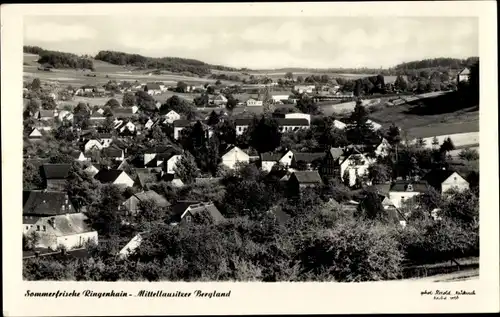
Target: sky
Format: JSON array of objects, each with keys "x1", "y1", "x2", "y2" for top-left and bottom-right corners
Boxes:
[{"x1": 24, "y1": 16, "x2": 478, "y2": 70}]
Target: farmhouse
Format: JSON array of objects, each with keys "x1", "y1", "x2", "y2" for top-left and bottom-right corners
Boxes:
[
  {"x1": 163, "y1": 110, "x2": 181, "y2": 124},
  {"x1": 173, "y1": 120, "x2": 192, "y2": 140},
  {"x1": 366, "y1": 119, "x2": 382, "y2": 131},
  {"x1": 102, "y1": 146, "x2": 125, "y2": 161},
  {"x1": 25, "y1": 213, "x2": 98, "y2": 251},
  {"x1": 333, "y1": 119, "x2": 347, "y2": 130},
  {"x1": 28, "y1": 128, "x2": 43, "y2": 141},
  {"x1": 34, "y1": 110, "x2": 56, "y2": 121},
  {"x1": 245, "y1": 98, "x2": 263, "y2": 107},
  {"x1": 121, "y1": 190, "x2": 170, "y2": 215},
  {"x1": 84, "y1": 139, "x2": 104, "y2": 152},
  {"x1": 340, "y1": 153, "x2": 374, "y2": 187},
  {"x1": 457, "y1": 68, "x2": 470, "y2": 82},
  {"x1": 41, "y1": 164, "x2": 71, "y2": 191},
  {"x1": 287, "y1": 171, "x2": 323, "y2": 193},
  {"x1": 94, "y1": 169, "x2": 134, "y2": 187},
  {"x1": 271, "y1": 95, "x2": 291, "y2": 103},
  {"x1": 389, "y1": 180, "x2": 429, "y2": 208},
  {"x1": 294, "y1": 85, "x2": 315, "y2": 94},
  {"x1": 171, "y1": 201, "x2": 225, "y2": 225},
  {"x1": 212, "y1": 94, "x2": 228, "y2": 107},
  {"x1": 144, "y1": 83, "x2": 162, "y2": 95},
  {"x1": 423, "y1": 169, "x2": 469, "y2": 195},
  {"x1": 221, "y1": 146, "x2": 250, "y2": 170}
]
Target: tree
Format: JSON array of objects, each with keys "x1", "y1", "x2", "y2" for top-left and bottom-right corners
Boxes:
[
  {"x1": 440, "y1": 137, "x2": 455, "y2": 153},
  {"x1": 135, "y1": 91, "x2": 156, "y2": 112},
  {"x1": 386, "y1": 124, "x2": 401, "y2": 146},
  {"x1": 105, "y1": 98, "x2": 121, "y2": 109},
  {"x1": 173, "y1": 153, "x2": 200, "y2": 184},
  {"x1": 415, "y1": 137, "x2": 426, "y2": 148},
  {"x1": 226, "y1": 95, "x2": 238, "y2": 111},
  {"x1": 296, "y1": 76, "x2": 304, "y2": 83},
  {"x1": 206, "y1": 111, "x2": 220, "y2": 126},
  {"x1": 161, "y1": 95, "x2": 196, "y2": 119},
  {"x1": 26, "y1": 98, "x2": 40, "y2": 114},
  {"x1": 431, "y1": 136, "x2": 439, "y2": 148},
  {"x1": 224, "y1": 179, "x2": 275, "y2": 219},
  {"x1": 86, "y1": 184, "x2": 124, "y2": 237},
  {"x1": 122, "y1": 92, "x2": 136, "y2": 108},
  {"x1": 296, "y1": 96, "x2": 320, "y2": 115},
  {"x1": 215, "y1": 80, "x2": 222, "y2": 86},
  {"x1": 176, "y1": 81, "x2": 188, "y2": 93},
  {"x1": 65, "y1": 161, "x2": 101, "y2": 210},
  {"x1": 393, "y1": 75, "x2": 408, "y2": 91},
  {"x1": 357, "y1": 191, "x2": 385, "y2": 221},
  {"x1": 249, "y1": 116, "x2": 282, "y2": 154},
  {"x1": 31, "y1": 78, "x2": 41, "y2": 91},
  {"x1": 368, "y1": 164, "x2": 390, "y2": 184},
  {"x1": 459, "y1": 148, "x2": 479, "y2": 161},
  {"x1": 23, "y1": 160, "x2": 44, "y2": 190},
  {"x1": 284, "y1": 72, "x2": 294, "y2": 81}
]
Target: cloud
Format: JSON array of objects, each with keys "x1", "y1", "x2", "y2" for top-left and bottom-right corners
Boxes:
[
  {"x1": 24, "y1": 22, "x2": 97, "y2": 42},
  {"x1": 119, "y1": 32, "x2": 213, "y2": 52}
]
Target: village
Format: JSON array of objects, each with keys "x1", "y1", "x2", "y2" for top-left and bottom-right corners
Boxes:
[{"x1": 21, "y1": 43, "x2": 480, "y2": 282}]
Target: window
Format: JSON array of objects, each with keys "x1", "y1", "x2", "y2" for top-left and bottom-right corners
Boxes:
[
  {"x1": 454, "y1": 177, "x2": 457, "y2": 181},
  {"x1": 37, "y1": 225, "x2": 40, "y2": 231},
  {"x1": 25, "y1": 226, "x2": 29, "y2": 230},
  {"x1": 185, "y1": 215, "x2": 192, "y2": 223},
  {"x1": 43, "y1": 225, "x2": 46, "y2": 231}
]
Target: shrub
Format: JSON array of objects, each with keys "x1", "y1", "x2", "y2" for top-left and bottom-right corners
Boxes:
[{"x1": 459, "y1": 148, "x2": 479, "y2": 161}]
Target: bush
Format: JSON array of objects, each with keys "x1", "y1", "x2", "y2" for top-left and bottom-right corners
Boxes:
[{"x1": 459, "y1": 148, "x2": 479, "y2": 161}]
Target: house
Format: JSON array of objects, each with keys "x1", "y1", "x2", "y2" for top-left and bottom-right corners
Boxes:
[
  {"x1": 284, "y1": 113, "x2": 311, "y2": 125},
  {"x1": 291, "y1": 152, "x2": 326, "y2": 170},
  {"x1": 172, "y1": 120, "x2": 191, "y2": 140},
  {"x1": 134, "y1": 169, "x2": 160, "y2": 189},
  {"x1": 221, "y1": 146, "x2": 250, "y2": 170},
  {"x1": 96, "y1": 133, "x2": 113, "y2": 148},
  {"x1": 94, "y1": 169, "x2": 134, "y2": 187},
  {"x1": 25, "y1": 213, "x2": 97, "y2": 251},
  {"x1": 28, "y1": 128, "x2": 43, "y2": 141},
  {"x1": 101, "y1": 146, "x2": 125, "y2": 161},
  {"x1": 277, "y1": 118, "x2": 310, "y2": 133},
  {"x1": 333, "y1": 120, "x2": 347, "y2": 130},
  {"x1": 117, "y1": 233, "x2": 144, "y2": 259},
  {"x1": 319, "y1": 147, "x2": 344, "y2": 179},
  {"x1": 294, "y1": 85, "x2": 315, "y2": 94},
  {"x1": 41, "y1": 164, "x2": 71, "y2": 190},
  {"x1": 121, "y1": 190, "x2": 170, "y2": 215},
  {"x1": 212, "y1": 94, "x2": 228, "y2": 107},
  {"x1": 116, "y1": 121, "x2": 136, "y2": 135},
  {"x1": 423, "y1": 169, "x2": 469, "y2": 195},
  {"x1": 84, "y1": 164, "x2": 100, "y2": 177},
  {"x1": 170, "y1": 201, "x2": 225, "y2": 225},
  {"x1": 457, "y1": 68, "x2": 470, "y2": 82},
  {"x1": 366, "y1": 119, "x2": 382, "y2": 131},
  {"x1": 84, "y1": 139, "x2": 104, "y2": 152},
  {"x1": 144, "y1": 83, "x2": 162, "y2": 95},
  {"x1": 144, "y1": 118, "x2": 158, "y2": 130},
  {"x1": 360, "y1": 193, "x2": 406, "y2": 227},
  {"x1": 260, "y1": 152, "x2": 286, "y2": 172},
  {"x1": 245, "y1": 98, "x2": 263, "y2": 107},
  {"x1": 89, "y1": 111, "x2": 106, "y2": 122},
  {"x1": 374, "y1": 138, "x2": 392, "y2": 157},
  {"x1": 235, "y1": 118, "x2": 252, "y2": 136},
  {"x1": 288, "y1": 171, "x2": 323, "y2": 193},
  {"x1": 339, "y1": 153, "x2": 374, "y2": 187},
  {"x1": 34, "y1": 110, "x2": 55, "y2": 121},
  {"x1": 163, "y1": 110, "x2": 181, "y2": 124},
  {"x1": 113, "y1": 106, "x2": 138, "y2": 118},
  {"x1": 57, "y1": 110, "x2": 74, "y2": 122},
  {"x1": 271, "y1": 95, "x2": 291, "y2": 103},
  {"x1": 23, "y1": 190, "x2": 77, "y2": 233},
  {"x1": 389, "y1": 180, "x2": 429, "y2": 208},
  {"x1": 143, "y1": 146, "x2": 182, "y2": 172},
  {"x1": 70, "y1": 150, "x2": 88, "y2": 162}
]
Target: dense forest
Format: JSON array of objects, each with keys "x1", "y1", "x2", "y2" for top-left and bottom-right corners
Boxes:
[
  {"x1": 393, "y1": 57, "x2": 479, "y2": 71},
  {"x1": 24, "y1": 46, "x2": 94, "y2": 70},
  {"x1": 94, "y1": 50, "x2": 237, "y2": 77}
]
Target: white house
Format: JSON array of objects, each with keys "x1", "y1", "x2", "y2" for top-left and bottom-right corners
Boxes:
[
  {"x1": 389, "y1": 181, "x2": 429, "y2": 208},
  {"x1": 279, "y1": 150, "x2": 295, "y2": 168},
  {"x1": 277, "y1": 118, "x2": 310, "y2": 133},
  {"x1": 284, "y1": 113, "x2": 311, "y2": 125},
  {"x1": 221, "y1": 146, "x2": 250, "y2": 170},
  {"x1": 145, "y1": 119, "x2": 156, "y2": 130},
  {"x1": 375, "y1": 138, "x2": 392, "y2": 157},
  {"x1": 84, "y1": 139, "x2": 104, "y2": 152},
  {"x1": 118, "y1": 121, "x2": 136, "y2": 134},
  {"x1": 246, "y1": 98, "x2": 263, "y2": 107},
  {"x1": 294, "y1": 85, "x2": 315, "y2": 94},
  {"x1": 28, "y1": 128, "x2": 43, "y2": 140},
  {"x1": 165, "y1": 155, "x2": 182, "y2": 174},
  {"x1": 423, "y1": 169, "x2": 470, "y2": 195},
  {"x1": 94, "y1": 169, "x2": 135, "y2": 187},
  {"x1": 457, "y1": 68, "x2": 470, "y2": 82},
  {"x1": 235, "y1": 119, "x2": 252, "y2": 136},
  {"x1": 333, "y1": 120, "x2": 347, "y2": 130},
  {"x1": 260, "y1": 152, "x2": 285, "y2": 172},
  {"x1": 25, "y1": 213, "x2": 98, "y2": 251},
  {"x1": 84, "y1": 164, "x2": 100, "y2": 177},
  {"x1": 213, "y1": 94, "x2": 228, "y2": 107},
  {"x1": 340, "y1": 153, "x2": 375, "y2": 187},
  {"x1": 163, "y1": 110, "x2": 181, "y2": 124},
  {"x1": 173, "y1": 120, "x2": 191, "y2": 140},
  {"x1": 118, "y1": 233, "x2": 144, "y2": 259},
  {"x1": 57, "y1": 110, "x2": 74, "y2": 122},
  {"x1": 271, "y1": 95, "x2": 290, "y2": 103}
]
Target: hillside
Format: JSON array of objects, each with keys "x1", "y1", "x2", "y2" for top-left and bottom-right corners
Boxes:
[{"x1": 94, "y1": 50, "x2": 237, "y2": 77}]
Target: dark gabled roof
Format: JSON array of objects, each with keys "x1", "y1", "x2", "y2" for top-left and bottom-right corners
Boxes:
[
  {"x1": 328, "y1": 147, "x2": 344, "y2": 160},
  {"x1": 366, "y1": 183, "x2": 391, "y2": 196},
  {"x1": 113, "y1": 107, "x2": 134, "y2": 114},
  {"x1": 183, "y1": 202, "x2": 225, "y2": 223},
  {"x1": 261, "y1": 152, "x2": 284, "y2": 162},
  {"x1": 133, "y1": 190, "x2": 170, "y2": 208},
  {"x1": 136, "y1": 170, "x2": 159, "y2": 188},
  {"x1": 145, "y1": 83, "x2": 162, "y2": 90},
  {"x1": 94, "y1": 169, "x2": 125, "y2": 183},
  {"x1": 90, "y1": 112, "x2": 105, "y2": 118},
  {"x1": 390, "y1": 180, "x2": 429, "y2": 193},
  {"x1": 144, "y1": 145, "x2": 176, "y2": 154},
  {"x1": 41, "y1": 164, "x2": 71, "y2": 180},
  {"x1": 276, "y1": 118, "x2": 309, "y2": 126},
  {"x1": 292, "y1": 152, "x2": 325, "y2": 163},
  {"x1": 102, "y1": 147, "x2": 123, "y2": 158},
  {"x1": 37, "y1": 110, "x2": 54, "y2": 118},
  {"x1": 97, "y1": 133, "x2": 112, "y2": 139},
  {"x1": 171, "y1": 200, "x2": 201, "y2": 217},
  {"x1": 291, "y1": 171, "x2": 323, "y2": 184},
  {"x1": 235, "y1": 118, "x2": 253, "y2": 126},
  {"x1": 423, "y1": 169, "x2": 461, "y2": 190},
  {"x1": 23, "y1": 190, "x2": 76, "y2": 216},
  {"x1": 173, "y1": 120, "x2": 192, "y2": 128},
  {"x1": 70, "y1": 150, "x2": 83, "y2": 159}
]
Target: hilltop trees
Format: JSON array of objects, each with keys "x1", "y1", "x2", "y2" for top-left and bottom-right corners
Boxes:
[
  {"x1": 105, "y1": 98, "x2": 121, "y2": 109},
  {"x1": 122, "y1": 93, "x2": 136, "y2": 108},
  {"x1": 37, "y1": 50, "x2": 94, "y2": 70}
]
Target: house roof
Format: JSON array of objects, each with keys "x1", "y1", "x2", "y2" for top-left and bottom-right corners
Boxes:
[
  {"x1": 459, "y1": 68, "x2": 470, "y2": 75},
  {"x1": 29, "y1": 128, "x2": 43, "y2": 138},
  {"x1": 113, "y1": 107, "x2": 135, "y2": 115},
  {"x1": 235, "y1": 118, "x2": 253, "y2": 126},
  {"x1": 102, "y1": 147, "x2": 123, "y2": 158},
  {"x1": 23, "y1": 190, "x2": 76, "y2": 216},
  {"x1": 133, "y1": 190, "x2": 170, "y2": 207},
  {"x1": 94, "y1": 169, "x2": 126, "y2": 183},
  {"x1": 90, "y1": 112, "x2": 105, "y2": 118},
  {"x1": 329, "y1": 147, "x2": 344, "y2": 160},
  {"x1": 291, "y1": 171, "x2": 323, "y2": 184},
  {"x1": 136, "y1": 170, "x2": 159, "y2": 188},
  {"x1": 37, "y1": 110, "x2": 54, "y2": 118},
  {"x1": 367, "y1": 183, "x2": 392, "y2": 196},
  {"x1": 292, "y1": 152, "x2": 325, "y2": 163},
  {"x1": 146, "y1": 83, "x2": 162, "y2": 90},
  {"x1": 390, "y1": 180, "x2": 429, "y2": 193},
  {"x1": 41, "y1": 164, "x2": 71, "y2": 180},
  {"x1": 277, "y1": 118, "x2": 309, "y2": 126},
  {"x1": 97, "y1": 133, "x2": 113, "y2": 139},
  {"x1": 261, "y1": 152, "x2": 284, "y2": 162},
  {"x1": 423, "y1": 169, "x2": 464, "y2": 190},
  {"x1": 69, "y1": 150, "x2": 84, "y2": 159},
  {"x1": 171, "y1": 200, "x2": 201, "y2": 217},
  {"x1": 173, "y1": 119, "x2": 192, "y2": 128},
  {"x1": 35, "y1": 213, "x2": 94, "y2": 237},
  {"x1": 182, "y1": 202, "x2": 225, "y2": 223}
]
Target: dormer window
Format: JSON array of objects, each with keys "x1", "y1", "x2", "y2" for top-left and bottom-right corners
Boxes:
[
  {"x1": 185, "y1": 215, "x2": 192, "y2": 223},
  {"x1": 407, "y1": 184, "x2": 413, "y2": 191}
]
